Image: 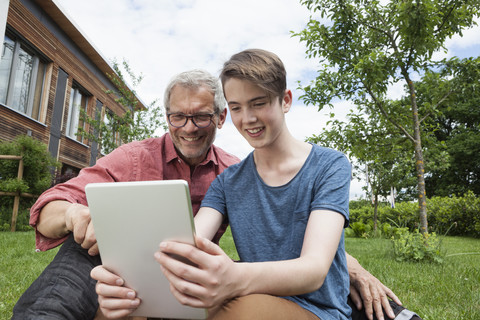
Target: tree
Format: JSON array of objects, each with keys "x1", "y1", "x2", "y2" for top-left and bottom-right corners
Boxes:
[
  {"x1": 308, "y1": 107, "x2": 416, "y2": 229},
  {"x1": 79, "y1": 59, "x2": 167, "y2": 155},
  {"x1": 419, "y1": 57, "x2": 480, "y2": 196},
  {"x1": 294, "y1": 0, "x2": 479, "y2": 233}
]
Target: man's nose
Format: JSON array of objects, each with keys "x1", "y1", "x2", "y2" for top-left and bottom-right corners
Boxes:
[{"x1": 183, "y1": 117, "x2": 199, "y2": 131}]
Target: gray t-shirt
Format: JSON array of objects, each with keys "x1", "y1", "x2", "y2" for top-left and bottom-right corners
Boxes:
[{"x1": 202, "y1": 144, "x2": 352, "y2": 319}]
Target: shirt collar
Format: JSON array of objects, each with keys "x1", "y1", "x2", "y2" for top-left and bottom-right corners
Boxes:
[{"x1": 164, "y1": 133, "x2": 218, "y2": 167}]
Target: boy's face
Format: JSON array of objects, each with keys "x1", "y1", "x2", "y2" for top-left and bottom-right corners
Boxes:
[
  {"x1": 168, "y1": 84, "x2": 226, "y2": 166},
  {"x1": 223, "y1": 78, "x2": 291, "y2": 150}
]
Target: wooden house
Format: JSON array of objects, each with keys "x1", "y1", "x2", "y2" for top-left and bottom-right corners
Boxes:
[{"x1": 0, "y1": 0, "x2": 145, "y2": 176}]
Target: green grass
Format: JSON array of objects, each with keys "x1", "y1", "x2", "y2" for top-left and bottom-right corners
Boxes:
[
  {"x1": 1, "y1": 231, "x2": 479, "y2": 320},
  {"x1": 344, "y1": 236, "x2": 480, "y2": 320},
  {"x1": 0, "y1": 231, "x2": 59, "y2": 319}
]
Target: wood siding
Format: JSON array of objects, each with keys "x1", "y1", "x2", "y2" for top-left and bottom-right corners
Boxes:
[{"x1": 1, "y1": 0, "x2": 129, "y2": 171}]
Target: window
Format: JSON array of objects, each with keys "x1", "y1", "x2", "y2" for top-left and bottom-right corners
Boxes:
[
  {"x1": 66, "y1": 85, "x2": 89, "y2": 141},
  {"x1": 0, "y1": 33, "x2": 47, "y2": 120}
]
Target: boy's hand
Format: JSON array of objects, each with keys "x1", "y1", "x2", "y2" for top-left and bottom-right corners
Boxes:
[
  {"x1": 155, "y1": 236, "x2": 243, "y2": 308},
  {"x1": 90, "y1": 266, "x2": 140, "y2": 319}
]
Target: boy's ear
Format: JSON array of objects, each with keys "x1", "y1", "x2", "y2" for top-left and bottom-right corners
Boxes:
[{"x1": 282, "y1": 89, "x2": 293, "y2": 113}]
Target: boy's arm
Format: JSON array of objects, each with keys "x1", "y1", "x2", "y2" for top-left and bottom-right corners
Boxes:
[
  {"x1": 193, "y1": 207, "x2": 224, "y2": 240},
  {"x1": 156, "y1": 209, "x2": 345, "y2": 308},
  {"x1": 236, "y1": 209, "x2": 345, "y2": 296}
]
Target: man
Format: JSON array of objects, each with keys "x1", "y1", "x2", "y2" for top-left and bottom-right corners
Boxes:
[{"x1": 13, "y1": 69, "x2": 401, "y2": 320}]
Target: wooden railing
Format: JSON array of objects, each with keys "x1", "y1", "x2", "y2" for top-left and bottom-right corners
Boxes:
[{"x1": 0, "y1": 154, "x2": 37, "y2": 231}]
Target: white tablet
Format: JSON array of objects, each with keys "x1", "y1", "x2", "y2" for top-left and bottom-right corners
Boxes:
[{"x1": 85, "y1": 180, "x2": 207, "y2": 319}]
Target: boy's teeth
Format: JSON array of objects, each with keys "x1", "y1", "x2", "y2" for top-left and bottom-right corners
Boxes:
[{"x1": 248, "y1": 128, "x2": 262, "y2": 134}]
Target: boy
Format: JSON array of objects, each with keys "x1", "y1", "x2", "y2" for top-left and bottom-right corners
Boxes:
[{"x1": 92, "y1": 49, "x2": 352, "y2": 319}]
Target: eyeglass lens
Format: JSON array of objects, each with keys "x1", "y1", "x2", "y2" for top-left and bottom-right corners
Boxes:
[{"x1": 168, "y1": 114, "x2": 213, "y2": 128}]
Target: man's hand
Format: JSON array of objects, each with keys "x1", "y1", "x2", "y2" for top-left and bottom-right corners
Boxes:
[
  {"x1": 91, "y1": 266, "x2": 140, "y2": 319},
  {"x1": 347, "y1": 254, "x2": 402, "y2": 320},
  {"x1": 64, "y1": 203, "x2": 99, "y2": 255},
  {"x1": 37, "y1": 200, "x2": 98, "y2": 255},
  {"x1": 154, "y1": 236, "x2": 243, "y2": 308}
]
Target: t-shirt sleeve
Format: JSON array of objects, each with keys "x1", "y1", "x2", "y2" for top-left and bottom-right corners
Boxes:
[
  {"x1": 311, "y1": 152, "x2": 351, "y2": 226},
  {"x1": 200, "y1": 173, "x2": 227, "y2": 216}
]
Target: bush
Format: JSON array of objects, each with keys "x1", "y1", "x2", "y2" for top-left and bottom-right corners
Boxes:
[
  {"x1": 350, "y1": 221, "x2": 372, "y2": 238},
  {"x1": 428, "y1": 191, "x2": 480, "y2": 237},
  {"x1": 348, "y1": 192, "x2": 480, "y2": 238},
  {"x1": 0, "y1": 198, "x2": 33, "y2": 231},
  {"x1": 0, "y1": 136, "x2": 60, "y2": 230},
  {"x1": 391, "y1": 229, "x2": 444, "y2": 263}
]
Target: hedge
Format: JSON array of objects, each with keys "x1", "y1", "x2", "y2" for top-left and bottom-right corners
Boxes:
[{"x1": 349, "y1": 191, "x2": 480, "y2": 238}]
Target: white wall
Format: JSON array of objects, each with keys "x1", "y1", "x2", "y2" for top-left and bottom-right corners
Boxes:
[{"x1": 0, "y1": 0, "x2": 9, "y2": 40}]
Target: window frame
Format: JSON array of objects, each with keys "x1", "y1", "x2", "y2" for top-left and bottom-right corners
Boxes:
[
  {"x1": 1, "y1": 29, "x2": 48, "y2": 121},
  {"x1": 66, "y1": 83, "x2": 90, "y2": 141}
]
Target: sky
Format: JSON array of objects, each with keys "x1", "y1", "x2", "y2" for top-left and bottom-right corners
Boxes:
[{"x1": 54, "y1": 0, "x2": 480, "y2": 200}]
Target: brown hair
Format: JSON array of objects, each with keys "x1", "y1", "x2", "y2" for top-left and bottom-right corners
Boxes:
[{"x1": 220, "y1": 49, "x2": 286, "y2": 102}]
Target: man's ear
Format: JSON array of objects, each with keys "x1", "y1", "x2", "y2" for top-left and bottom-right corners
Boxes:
[
  {"x1": 282, "y1": 89, "x2": 293, "y2": 113},
  {"x1": 217, "y1": 108, "x2": 227, "y2": 129}
]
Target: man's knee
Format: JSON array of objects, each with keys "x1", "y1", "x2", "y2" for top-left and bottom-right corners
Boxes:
[{"x1": 12, "y1": 233, "x2": 102, "y2": 319}]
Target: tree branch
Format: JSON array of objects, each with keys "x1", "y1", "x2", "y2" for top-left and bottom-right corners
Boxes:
[
  {"x1": 420, "y1": 89, "x2": 454, "y2": 123},
  {"x1": 435, "y1": 2, "x2": 457, "y2": 35},
  {"x1": 363, "y1": 82, "x2": 416, "y2": 142}
]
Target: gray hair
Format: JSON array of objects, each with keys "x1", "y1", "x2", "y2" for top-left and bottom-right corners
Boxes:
[{"x1": 163, "y1": 69, "x2": 226, "y2": 114}]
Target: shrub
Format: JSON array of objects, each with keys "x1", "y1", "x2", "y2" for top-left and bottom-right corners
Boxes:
[
  {"x1": 391, "y1": 229, "x2": 444, "y2": 263},
  {"x1": 348, "y1": 193, "x2": 480, "y2": 238},
  {"x1": 0, "y1": 136, "x2": 60, "y2": 230},
  {"x1": 350, "y1": 221, "x2": 372, "y2": 238},
  {"x1": 344, "y1": 227, "x2": 355, "y2": 238},
  {"x1": 0, "y1": 198, "x2": 33, "y2": 231},
  {"x1": 428, "y1": 191, "x2": 480, "y2": 237}
]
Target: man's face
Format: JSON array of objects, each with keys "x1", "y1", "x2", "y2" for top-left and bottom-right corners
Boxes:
[{"x1": 168, "y1": 85, "x2": 226, "y2": 167}]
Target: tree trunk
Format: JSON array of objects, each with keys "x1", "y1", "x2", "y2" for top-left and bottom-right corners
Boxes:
[
  {"x1": 373, "y1": 193, "x2": 378, "y2": 231},
  {"x1": 407, "y1": 80, "x2": 429, "y2": 234}
]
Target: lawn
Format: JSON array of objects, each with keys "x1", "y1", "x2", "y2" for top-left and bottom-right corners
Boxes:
[{"x1": 1, "y1": 231, "x2": 479, "y2": 320}]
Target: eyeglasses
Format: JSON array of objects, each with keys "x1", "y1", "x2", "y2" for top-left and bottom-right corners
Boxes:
[{"x1": 167, "y1": 112, "x2": 216, "y2": 128}]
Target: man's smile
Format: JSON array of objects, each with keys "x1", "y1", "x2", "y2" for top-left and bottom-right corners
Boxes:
[{"x1": 183, "y1": 136, "x2": 201, "y2": 142}]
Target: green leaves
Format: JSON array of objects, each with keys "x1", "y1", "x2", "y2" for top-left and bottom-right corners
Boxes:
[
  {"x1": 0, "y1": 135, "x2": 60, "y2": 195},
  {"x1": 295, "y1": 0, "x2": 480, "y2": 232},
  {"x1": 0, "y1": 179, "x2": 29, "y2": 194},
  {"x1": 78, "y1": 59, "x2": 167, "y2": 155},
  {"x1": 392, "y1": 229, "x2": 444, "y2": 263}
]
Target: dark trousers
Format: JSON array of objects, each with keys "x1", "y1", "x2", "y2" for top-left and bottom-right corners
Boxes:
[{"x1": 12, "y1": 233, "x2": 101, "y2": 320}]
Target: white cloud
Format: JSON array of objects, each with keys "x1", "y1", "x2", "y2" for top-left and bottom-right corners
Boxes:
[
  {"x1": 445, "y1": 18, "x2": 480, "y2": 50},
  {"x1": 56, "y1": 0, "x2": 316, "y2": 103},
  {"x1": 55, "y1": 0, "x2": 478, "y2": 200}
]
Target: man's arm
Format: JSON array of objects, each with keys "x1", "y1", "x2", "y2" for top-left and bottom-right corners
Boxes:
[
  {"x1": 37, "y1": 200, "x2": 99, "y2": 255},
  {"x1": 347, "y1": 253, "x2": 402, "y2": 320}
]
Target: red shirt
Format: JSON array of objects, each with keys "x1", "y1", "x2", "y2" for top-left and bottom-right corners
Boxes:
[{"x1": 30, "y1": 133, "x2": 240, "y2": 251}]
